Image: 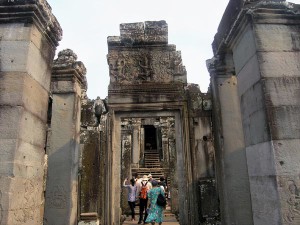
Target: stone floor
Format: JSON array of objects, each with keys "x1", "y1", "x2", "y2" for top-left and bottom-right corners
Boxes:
[
  {"x1": 123, "y1": 205, "x2": 179, "y2": 225},
  {"x1": 122, "y1": 217, "x2": 179, "y2": 225}
]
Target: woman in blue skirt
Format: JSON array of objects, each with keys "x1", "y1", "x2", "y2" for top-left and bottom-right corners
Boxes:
[{"x1": 145, "y1": 180, "x2": 164, "y2": 225}]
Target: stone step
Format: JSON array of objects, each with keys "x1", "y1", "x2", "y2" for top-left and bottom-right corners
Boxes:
[{"x1": 145, "y1": 158, "x2": 160, "y2": 161}]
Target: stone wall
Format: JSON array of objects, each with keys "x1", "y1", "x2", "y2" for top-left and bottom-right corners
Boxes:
[
  {"x1": 208, "y1": 0, "x2": 300, "y2": 224},
  {"x1": 0, "y1": 1, "x2": 61, "y2": 224}
]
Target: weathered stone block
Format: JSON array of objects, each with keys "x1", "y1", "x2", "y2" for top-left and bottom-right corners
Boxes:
[
  {"x1": 242, "y1": 108, "x2": 270, "y2": 146},
  {"x1": 51, "y1": 79, "x2": 82, "y2": 94},
  {"x1": 120, "y1": 22, "x2": 144, "y2": 44},
  {"x1": 273, "y1": 139, "x2": 300, "y2": 176},
  {"x1": 0, "y1": 23, "x2": 31, "y2": 41},
  {"x1": 246, "y1": 141, "x2": 276, "y2": 177},
  {"x1": 0, "y1": 40, "x2": 29, "y2": 72},
  {"x1": 0, "y1": 106, "x2": 22, "y2": 139},
  {"x1": 240, "y1": 81, "x2": 264, "y2": 119},
  {"x1": 144, "y1": 20, "x2": 168, "y2": 44},
  {"x1": 236, "y1": 54, "x2": 261, "y2": 96},
  {"x1": 264, "y1": 77, "x2": 300, "y2": 107},
  {"x1": 249, "y1": 175, "x2": 281, "y2": 225},
  {"x1": 0, "y1": 175, "x2": 44, "y2": 225},
  {"x1": 0, "y1": 107, "x2": 47, "y2": 147},
  {"x1": 0, "y1": 40, "x2": 52, "y2": 90},
  {"x1": 259, "y1": 52, "x2": 300, "y2": 78},
  {"x1": 0, "y1": 139, "x2": 44, "y2": 167},
  {"x1": 232, "y1": 24, "x2": 257, "y2": 74},
  {"x1": 267, "y1": 106, "x2": 300, "y2": 140},
  {"x1": 255, "y1": 24, "x2": 300, "y2": 51},
  {"x1": 27, "y1": 41, "x2": 52, "y2": 89},
  {"x1": 0, "y1": 72, "x2": 49, "y2": 119}
]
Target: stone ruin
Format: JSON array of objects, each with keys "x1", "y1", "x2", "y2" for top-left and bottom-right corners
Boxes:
[{"x1": 0, "y1": 0, "x2": 299, "y2": 225}]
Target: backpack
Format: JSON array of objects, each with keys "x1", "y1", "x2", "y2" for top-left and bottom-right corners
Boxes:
[
  {"x1": 157, "y1": 192, "x2": 166, "y2": 207},
  {"x1": 139, "y1": 182, "x2": 148, "y2": 199}
]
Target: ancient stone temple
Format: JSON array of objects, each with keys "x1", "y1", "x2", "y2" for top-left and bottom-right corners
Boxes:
[
  {"x1": 105, "y1": 21, "x2": 214, "y2": 225},
  {"x1": 0, "y1": 0, "x2": 300, "y2": 225}
]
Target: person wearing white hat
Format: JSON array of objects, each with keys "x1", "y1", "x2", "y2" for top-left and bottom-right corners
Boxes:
[
  {"x1": 136, "y1": 175, "x2": 152, "y2": 224},
  {"x1": 148, "y1": 174, "x2": 153, "y2": 183}
]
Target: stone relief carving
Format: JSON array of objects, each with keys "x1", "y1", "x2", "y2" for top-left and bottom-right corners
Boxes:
[
  {"x1": 107, "y1": 49, "x2": 177, "y2": 84},
  {"x1": 12, "y1": 180, "x2": 38, "y2": 224},
  {"x1": 281, "y1": 178, "x2": 300, "y2": 224},
  {"x1": 138, "y1": 54, "x2": 153, "y2": 81}
]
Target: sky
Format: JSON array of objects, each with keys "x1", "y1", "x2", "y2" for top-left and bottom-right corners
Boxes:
[{"x1": 47, "y1": 0, "x2": 300, "y2": 99}]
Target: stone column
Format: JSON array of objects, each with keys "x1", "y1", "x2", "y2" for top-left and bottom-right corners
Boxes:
[
  {"x1": 211, "y1": 1, "x2": 300, "y2": 224},
  {"x1": 132, "y1": 119, "x2": 141, "y2": 166},
  {"x1": 0, "y1": 1, "x2": 61, "y2": 224},
  {"x1": 44, "y1": 49, "x2": 86, "y2": 225},
  {"x1": 207, "y1": 55, "x2": 253, "y2": 224}
]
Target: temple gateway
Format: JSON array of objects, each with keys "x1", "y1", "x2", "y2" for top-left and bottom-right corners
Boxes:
[{"x1": 0, "y1": 1, "x2": 300, "y2": 225}]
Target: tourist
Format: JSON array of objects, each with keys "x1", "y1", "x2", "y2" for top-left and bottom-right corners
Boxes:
[
  {"x1": 123, "y1": 178, "x2": 137, "y2": 221},
  {"x1": 148, "y1": 174, "x2": 153, "y2": 183},
  {"x1": 136, "y1": 175, "x2": 152, "y2": 224},
  {"x1": 145, "y1": 180, "x2": 165, "y2": 225},
  {"x1": 158, "y1": 176, "x2": 166, "y2": 192}
]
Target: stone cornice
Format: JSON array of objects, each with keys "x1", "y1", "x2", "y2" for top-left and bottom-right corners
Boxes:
[
  {"x1": 212, "y1": 0, "x2": 299, "y2": 55},
  {"x1": 0, "y1": 0, "x2": 62, "y2": 47}
]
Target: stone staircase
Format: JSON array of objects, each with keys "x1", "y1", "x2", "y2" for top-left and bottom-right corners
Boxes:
[
  {"x1": 132, "y1": 149, "x2": 165, "y2": 181},
  {"x1": 128, "y1": 150, "x2": 178, "y2": 224}
]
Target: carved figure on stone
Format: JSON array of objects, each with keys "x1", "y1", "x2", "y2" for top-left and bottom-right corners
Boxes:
[
  {"x1": 284, "y1": 180, "x2": 300, "y2": 223},
  {"x1": 151, "y1": 51, "x2": 172, "y2": 82},
  {"x1": 138, "y1": 54, "x2": 153, "y2": 81},
  {"x1": 108, "y1": 54, "x2": 129, "y2": 83}
]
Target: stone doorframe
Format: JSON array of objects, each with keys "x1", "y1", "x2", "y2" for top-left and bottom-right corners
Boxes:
[{"x1": 109, "y1": 110, "x2": 188, "y2": 225}]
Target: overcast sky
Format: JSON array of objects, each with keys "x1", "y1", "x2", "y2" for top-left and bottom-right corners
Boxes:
[{"x1": 47, "y1": 0, "x2": 300, "y2": 99}]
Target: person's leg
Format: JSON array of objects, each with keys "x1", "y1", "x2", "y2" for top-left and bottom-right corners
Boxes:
[
  {"x1": 128, "y1": 201, "x2": 135, "y2": 220},
  {"x1": 138, "y1": 200, "x2": 143, "y2": 223},
  {"x1": 139, "y1": 199, "x2": 145, "y2": 224},
  {"x1": 133, "y1": 201, "x2": 136, "y2": 220},
  {"x1": 143, "y1": 198, "x2": 148, "y2": 223}
]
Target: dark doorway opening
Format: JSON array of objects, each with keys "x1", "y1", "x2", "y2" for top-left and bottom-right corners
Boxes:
[{"x1": 144, "y1": 125, "x2": 157, "y2": 150}]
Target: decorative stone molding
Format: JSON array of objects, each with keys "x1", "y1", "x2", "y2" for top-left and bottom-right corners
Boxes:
[
  {"x1": 52, "y1": 49, "x2": 87, "y2": 91},
  {"x1": 212, "y1": 0, "x2": 298, "y2": 55},
  {"x1": 0, "y1": 0, "x2": 62, "y2": 47}
]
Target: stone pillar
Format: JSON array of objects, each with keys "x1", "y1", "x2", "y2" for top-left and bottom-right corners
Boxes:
[
  {"x1": 211, "y1": 1, "x2": 300, "y2": 224},
  {"x1": 132, "y1": 119, "x2": 141, "y2": 166},
  {"x1": 235, "y1": 3, "x2": 300, "y2": 224},
  {"x1": 44, "y1": 49, "x2": 86, "y2": 225},
  {"x1": 207, "y1": 55, "x2": 253, "y2": 224},
  {"x1": 0, "y1": 1, "x2": 61, "y2": 224}
]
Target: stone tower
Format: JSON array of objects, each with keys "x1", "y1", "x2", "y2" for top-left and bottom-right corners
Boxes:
[{"x1": 106, "y1": 20, "x2": 215, "y2": 225}]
